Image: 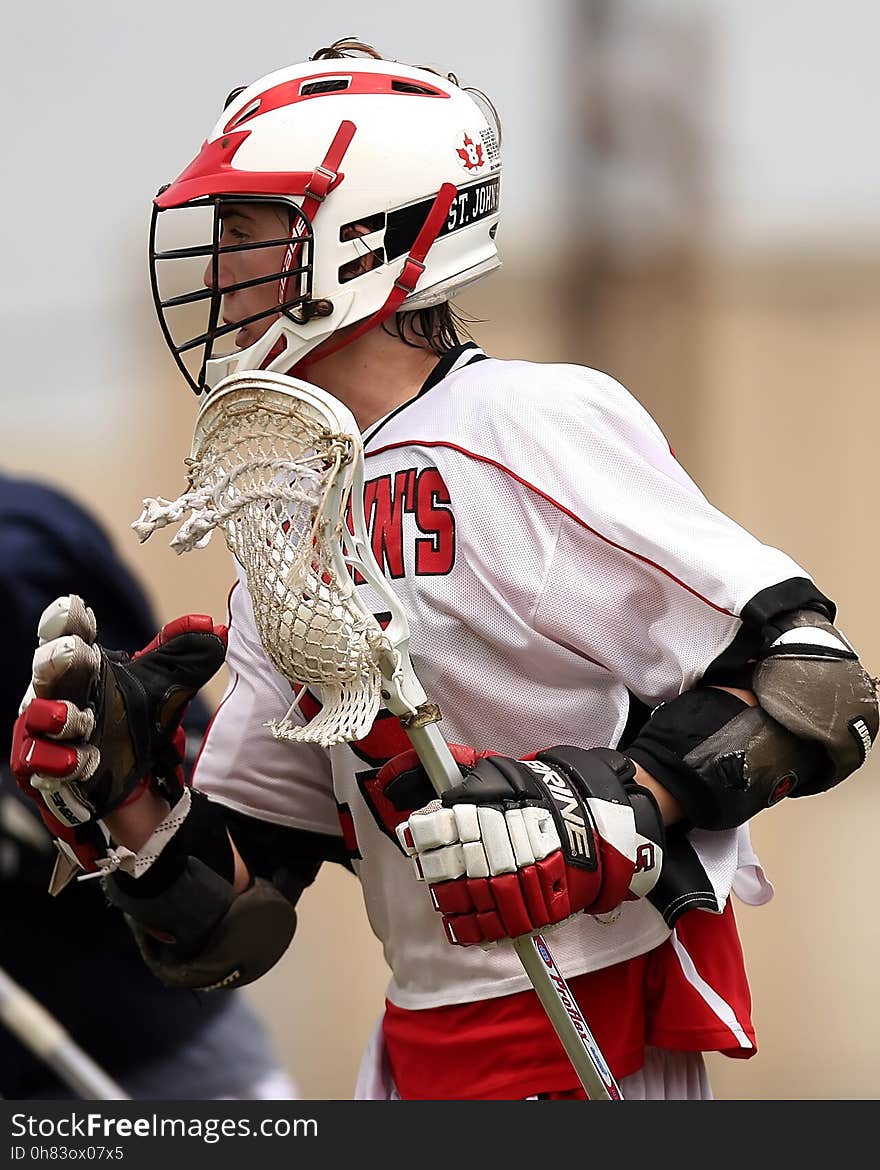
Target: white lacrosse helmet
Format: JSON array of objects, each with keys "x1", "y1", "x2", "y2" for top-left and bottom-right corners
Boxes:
[{"x1": 150, "y1": 54, "x2": 502, "y2": 393}]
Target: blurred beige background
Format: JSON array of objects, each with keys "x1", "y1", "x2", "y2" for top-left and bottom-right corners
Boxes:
[{"x1": 4, "y1": 1, "x2": 879, "y2": 1098}]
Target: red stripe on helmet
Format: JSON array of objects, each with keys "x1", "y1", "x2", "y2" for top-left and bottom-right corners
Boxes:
[
  {"x1": 155, "y1": 129, "x2": 344, "y2": 208},
  {"x1": 222, "y1": 71, "x2": 449, "y2": 135}
]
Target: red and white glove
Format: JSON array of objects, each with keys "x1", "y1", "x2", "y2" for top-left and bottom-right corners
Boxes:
[
  {"x1": 10, "y1": 594, "x2": 227, "y2": 873},
  {"x1": 386, "y1": 745, "x2": 665, "y2": 946}
]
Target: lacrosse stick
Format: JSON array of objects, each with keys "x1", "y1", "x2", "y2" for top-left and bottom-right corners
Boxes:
[
  {"x1": 0, "y1": 965, "x2": 129, "y2": 1099},
  {"x1": 133, "y1": 369, "x2": 622, "y2": 1101}
]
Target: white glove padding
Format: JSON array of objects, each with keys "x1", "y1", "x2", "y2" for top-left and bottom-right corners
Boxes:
[
  {"x1": 17, "y1": 594, "x2": 98, "y2": 714},
  {"x1": 395, "y1": 746, "x2": 665, "y2": 946},
  {"x1": 14, "y1": 597, "x2": 103, "y2": 824}
]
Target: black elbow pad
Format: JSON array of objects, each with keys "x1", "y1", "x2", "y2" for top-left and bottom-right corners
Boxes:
[{"x1": 626, "y1": 688, "x2": 827, "y2": 830}]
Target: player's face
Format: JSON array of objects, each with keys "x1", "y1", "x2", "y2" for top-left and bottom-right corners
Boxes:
[{"x1": 204, "y1": 202, "x2": 292, "y2": 350}]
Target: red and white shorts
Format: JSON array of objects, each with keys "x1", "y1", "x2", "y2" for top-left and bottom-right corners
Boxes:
[{"x1": 357, "y1": 902, "x2": 754, "y2": 1100}]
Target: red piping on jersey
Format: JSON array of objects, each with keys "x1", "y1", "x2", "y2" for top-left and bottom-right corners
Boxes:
[{"x1": 364, "y1": 441, "x2": 737, "y2": 618}]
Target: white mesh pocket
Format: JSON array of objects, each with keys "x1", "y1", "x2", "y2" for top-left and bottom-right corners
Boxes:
[{"x1": 134, "y1": 378, "x2": 388, "y2": 747}]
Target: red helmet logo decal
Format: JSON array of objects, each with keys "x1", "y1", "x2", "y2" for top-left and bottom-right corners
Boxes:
[{"x1": 456, "y1": 132, "x2": 485, "y2": 171}]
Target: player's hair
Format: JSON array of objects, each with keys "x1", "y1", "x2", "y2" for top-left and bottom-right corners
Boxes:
[{"x1": 308, "y1": 37, "x2": 496, "y2": 356}]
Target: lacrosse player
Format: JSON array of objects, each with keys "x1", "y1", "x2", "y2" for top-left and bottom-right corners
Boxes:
[{"x1": 11, "y1": 39, "x2": 877, "y2": 1100}]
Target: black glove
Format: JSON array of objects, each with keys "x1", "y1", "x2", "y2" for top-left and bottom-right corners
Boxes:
[{"x1": 11, "y1": 594, "x2": 227, "y2": 832}]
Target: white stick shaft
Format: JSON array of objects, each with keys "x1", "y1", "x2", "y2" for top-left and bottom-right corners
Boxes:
[
  {"x1": 402, "y1": 720, "x2": 623, "y2": 1101},
  {"x1": 0, "y1": 966, "x2": 130, "y2": 1100}
]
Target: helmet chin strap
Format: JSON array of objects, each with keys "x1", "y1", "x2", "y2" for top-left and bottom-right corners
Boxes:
[
  {"x1": 294, "y1": 182, "x2": 458, "y2": 376},
  {"x1": 278, "y1": 119, "x2": 357, "y2": 304}
]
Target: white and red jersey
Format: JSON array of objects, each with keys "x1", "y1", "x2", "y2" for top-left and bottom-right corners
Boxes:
[{"x1": 193, "y1": 343, "x2": 810, "y2": 1085}]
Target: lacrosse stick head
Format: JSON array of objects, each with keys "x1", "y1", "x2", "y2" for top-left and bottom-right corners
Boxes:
[{"x1": 134, "y1": 370, "x2": 422, "y2": 747}]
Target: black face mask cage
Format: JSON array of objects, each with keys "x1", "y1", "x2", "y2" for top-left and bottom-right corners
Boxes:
[{"x1": 149, "y1": 194, "x2": 315, "y2": 394}]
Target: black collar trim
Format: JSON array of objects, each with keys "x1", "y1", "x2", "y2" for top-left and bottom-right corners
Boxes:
[
  {"x1": 363, "y1": 342, "x2": 487, "y2": 447},
  {"x1": 421, "y1": 341, "x2": 486, "y2": 393}
]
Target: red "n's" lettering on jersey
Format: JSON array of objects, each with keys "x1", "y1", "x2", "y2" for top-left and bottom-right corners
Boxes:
[{"x1": 361, "y1": 466, "x2": 455, "y2": 579}]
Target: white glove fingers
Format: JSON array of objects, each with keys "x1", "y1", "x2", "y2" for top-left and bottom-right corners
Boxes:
[
  {"x1": 419, "y1": 844, "x2": 466, "y2": 884},
  {"x1": 461, "y1": 840, "x2": 490, "y2": 878},
  {"x1": 476, "y1": 807, "x2": 515, "y2": 875},
  {"x1": 31, "y1": 636, "x2": 101, "y2": 699},
  {"x1": 505, "y1": 807, "x2": 537, "y2": 866},
  {"x1": 38, "y1": 595, "x2": 97, "y2": 645},
  {"x1": 451, "y1": 803, "x2": 480, "y2": 842},
  {"x1": 521, "y1": 806, "x2": 560, "y2": 860},
  {"x1": 406, "y1": 802, "x2": 456, "y2": 852}
]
